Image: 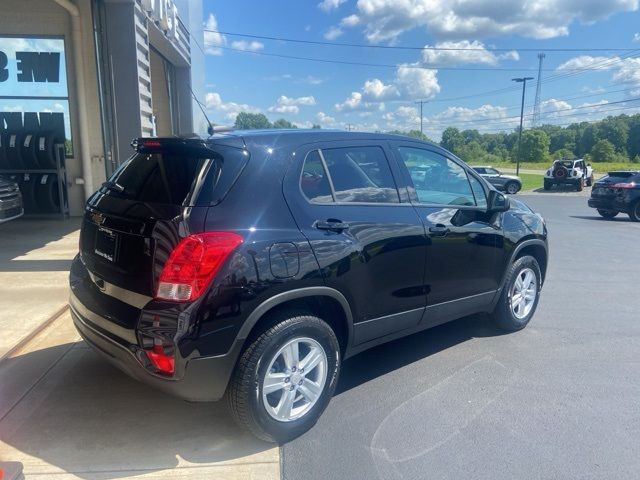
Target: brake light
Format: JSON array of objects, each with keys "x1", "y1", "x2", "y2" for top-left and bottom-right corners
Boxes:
[
  {"x1": 156, "y1": 232, "x2": 243, "y2": 302},
  {"x1": 613, "y1": 182, "x2": 636, "y2": 189},
  {"x1": 146, "y1": 344, "x2": 175, "y2": 374},
  {"x1": 142, "y1": 140, "x2": 162, "y2": 148}
]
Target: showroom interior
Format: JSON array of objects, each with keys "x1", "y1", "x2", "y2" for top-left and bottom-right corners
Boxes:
[{"x1": 0, "y1": 0, "x2": 204, "y2": 217}]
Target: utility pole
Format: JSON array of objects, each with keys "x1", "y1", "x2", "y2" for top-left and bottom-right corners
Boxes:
[
  {"x1": 512, "y1": 77, "x2": 534, "y2": 176},
  {"x1": 346, "y1": 123, "x2": 353, "y2": 132},
  {"x1": 532, "y1": 53, "x2": 545, "y2": 127},
  {"x1": 415, "y1": 100, "x2": 427, "y2": 137}
]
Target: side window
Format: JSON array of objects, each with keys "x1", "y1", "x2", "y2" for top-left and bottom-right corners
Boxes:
[
  {"x1": 320, "y1": 146, "x2": 399, "y2": 203},
  {"x1": 468, "y1": 174, "x2": 488, "y2": 208},
  {"x1": 396, "y1": 147, "x2": 476, "y2": 206},
  {"x1": 474, "y1": 168, "x2": 486, "y2": 174},
  {"x1": 300, "y1": 150, "x2": 333, "y2": 203}
]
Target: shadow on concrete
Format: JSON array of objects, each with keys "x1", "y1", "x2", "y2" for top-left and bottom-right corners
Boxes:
[
  {"x1": 569, "y1": 215, "x2": 633, "y2": 222},
  {"x1": 0, "y1": 217, "x2": 81, "y2": 271},
  {"x1": 0, "y1": 343, "x2": 272, "y2": 479},
  {"x1": 531, "y1": 185, "x2": 591, "y2": 194},
  {"x1": 337, "y1": 314, "x2": 505, "y2": 395}
]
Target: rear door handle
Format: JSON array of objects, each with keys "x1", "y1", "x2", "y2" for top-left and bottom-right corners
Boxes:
[
  {"x1": 428, "y1": 224, "x2": 450, "y2": 236},
  {"x1": 315, "y1": 220, "x2": 349, "y2": 231}
]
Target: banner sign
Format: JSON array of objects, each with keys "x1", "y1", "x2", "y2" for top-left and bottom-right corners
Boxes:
[{"x1": 0, "y1": 50, "x2": 60, "y2": 83}]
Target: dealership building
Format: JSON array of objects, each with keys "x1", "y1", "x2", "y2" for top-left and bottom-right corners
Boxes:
[{"x1": 0, "y1": 0, "x2": 204, "y2": 216}]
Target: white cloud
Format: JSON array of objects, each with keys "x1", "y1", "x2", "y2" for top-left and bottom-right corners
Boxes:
[
  {"x1": 268, "y1": 95, "x2": 316, "y2": 115},
  {"x1": 539, "y1": 98, "x2": 573, "y2": 117},
  {"x1": 350, "y1": 0, "x2": 639, "y2": 42},
  {"x1": 205, "y1": 92, "x2": 260, "y2": 121},
  {"x1": 203, "y1": 14, "x2": 225, "y2": 55},
  {"x1": 300, "y1": 75, "x2": 325, "y2": 85},
  {"x1": 634, "y1": 33, "x2": 640, "y2": 42},
  {"x1": 324, "y1": 26, "x2": 344, "y2": 40},
  {"x1": 556, "y1": 55, "x2": 619, "y2": 71},
  {"x1": 336, "y1": 64, "x2": 440, "y2": 112},
  {"x1": 340, "y1": 14, "x2": 361, "y2": 27},
  {"x1": 612, "y1": 57, "x2": 640, "y2": 90},
  {"x1": 316, "y1": 111, "x2": 338, "y2": 127},
  {"x1": 318, "y1": 0, "x2": 347, "y2": 12},
  {"x1": 230, "y1": 40, "x2": 264, "y2": 52},
  {"x1": 421, "y1": 40, "x2": 518, "y2": 66}
]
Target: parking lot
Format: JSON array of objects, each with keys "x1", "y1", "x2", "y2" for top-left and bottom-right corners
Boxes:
[{"x1": 1, "y1": 193, "x2": 639, "y2": 479}]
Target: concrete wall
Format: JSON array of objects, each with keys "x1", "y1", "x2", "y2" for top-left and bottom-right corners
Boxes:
[
  {"x1": 149, "y1": 48, "x2": 172, "y2": 136},
  {"x1": 0, "y1": 0, "x2": 107, "y2": 216}
]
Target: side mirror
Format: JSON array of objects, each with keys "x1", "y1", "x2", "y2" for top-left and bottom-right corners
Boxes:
[{"x1": 488, "y1": 190, "x2": 510, "y2": 213}]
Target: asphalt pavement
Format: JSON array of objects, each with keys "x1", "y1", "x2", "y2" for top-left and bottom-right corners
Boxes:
[{"x1": 282, "y1": 193, "x2": 640, "y2": 480}]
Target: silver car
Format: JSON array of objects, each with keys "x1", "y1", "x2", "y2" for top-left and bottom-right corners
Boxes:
[
  {"x1": 0, "y1": 176, "x2": 24, "y2": 223},
  {"x1": 472, "y1": 166, "x2": 522, "y2": 194}
]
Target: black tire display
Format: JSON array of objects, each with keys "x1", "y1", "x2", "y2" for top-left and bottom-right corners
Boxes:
[
  {"x1": 35, "y1": 131, "x2": 63, "y2": 169},
  {"x1": 0, "y1": 132, "x2": 9, "y2": 170},
  {"x1": 597, "y1": 209, "x2": 618, "y2": 219},
  {"x1": 20, "y1": 132, "x2": 40, "y2": 169},
  {"x1": 492, "y1": 255, "x2": 542, "y2": 332},
  {"x1": 5, "y1": 132, "x2": 26, "y2": 170},
  {"x1": 34, "y1": 174, "x2": 65, "y2": 213},
  {"x1": 226, "y1": 312, "x2": 341, "y2": 443},
  {"x1": 16, "y1": 175, "x2": 39, "y2": 213}
]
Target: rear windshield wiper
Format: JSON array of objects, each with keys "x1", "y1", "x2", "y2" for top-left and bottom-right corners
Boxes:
[{"x1": 102, "y1": 181, "x2": 124, "y2": 193}]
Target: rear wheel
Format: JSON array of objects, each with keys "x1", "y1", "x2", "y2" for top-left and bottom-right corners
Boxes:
[
  {"x1": 505, "y1": 181, "x2": 520, "y2": 195},
  {"x1": 226, "y1": 312, "x2": 341, "y2": 443},
  {"x1": 543, "y1": 179, "x2": 552, "y2": 191},
  {"x1": 628, "y1": 200, "x2": 640, "y2": 222},
  {"x1": 493, "y1": 255, "x2": 541, "y2": 332},
  {"x1": 586, "y1": 175, "x2": 594, "y2": 187},
  {"x1": 597, "y1": 209, "x2": 618, "y2": 219}
]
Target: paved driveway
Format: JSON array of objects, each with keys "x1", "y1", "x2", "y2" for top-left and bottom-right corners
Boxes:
[{"x1": 282, "y1": 194, "x2": 640, "y2": 480}]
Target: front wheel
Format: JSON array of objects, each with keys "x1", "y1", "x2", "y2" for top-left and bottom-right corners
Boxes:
[
  {"x1": 576, "y1": 179, "x2": 584, "y2": 191},
  {"x1": 506, "y1": 181, "x2": 520, "y2": 195},
  {"x1": 597, "y1": 209, "x2": 618, "y2": 219},
  {"x1": 586, "y1": 176, "x2": 594, "y2": 187},
  {"x1": 492, "y1": 255, "x2": 542, "y2": 332},
  {"x1": 226, "y1": 313, "x2": 341, "y2": 443}
]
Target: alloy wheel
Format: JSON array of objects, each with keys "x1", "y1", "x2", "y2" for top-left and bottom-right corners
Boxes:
[
  {"x1": 509, "y1": 268, "x2": 538, "y2": 319},
  {"x1": 262, "y1": 337, "x2": 328, "y2": 422}
]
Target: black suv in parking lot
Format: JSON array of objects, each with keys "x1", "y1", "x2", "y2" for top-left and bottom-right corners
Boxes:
[
  {"x1": 588, "y1": 170, "x2": 640, "y2": 220},
  {"x1": 69, "y1": 130, "x2": 548, "y2": 442}
]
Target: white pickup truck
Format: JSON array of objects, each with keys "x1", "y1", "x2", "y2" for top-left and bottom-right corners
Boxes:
[{"x1": 544, "y1": 159, "x2": 594, "y2": 191}]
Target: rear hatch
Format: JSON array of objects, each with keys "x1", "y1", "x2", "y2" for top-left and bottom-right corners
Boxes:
[
  {"x1": 592, "y1": 171, "x2": 640, "y2": 197},
  {"x1": 79, "y1": 138, "x2": 249, "y2": 300}
]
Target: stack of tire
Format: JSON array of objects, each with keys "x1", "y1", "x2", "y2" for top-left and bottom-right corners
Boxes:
[{"x1": 0, "y1": 130, "x2": 66, "y2": 214}]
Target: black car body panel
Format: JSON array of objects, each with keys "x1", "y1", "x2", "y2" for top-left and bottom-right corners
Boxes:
[
  {"x1": 0, "y1": 175, "x2": 24, "y2": 223},
  {"x1": 588, "y1": 171, "x2": 640, "y2": 214},
  {"x1": 70, "y1": 130, "x2": 548, "y2": 401}
]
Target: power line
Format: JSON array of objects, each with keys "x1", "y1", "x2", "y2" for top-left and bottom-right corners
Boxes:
[{"x1": 204, "y1": 29, "x2": 636, "y2": 53}]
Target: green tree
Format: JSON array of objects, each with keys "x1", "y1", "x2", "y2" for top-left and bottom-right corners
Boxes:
[
  {"x1": 405, "y1": 129, "x2": 432, "y2": 141},
  {"x1": 312, "y1": 124, "x2": 322, "y2": 129},
  {"x1": 590, "y1": 139, "x2": 616, "y2": 162},
  {"x1": 627, "y1": 118, "x2": 640, "y2": 159},
  {"x1": 440, "y1": 127, "x2": 464, "y2": 154},
  {"x1": 516, "y1": 129, "x2": 550, "y2": 162},
  {"x1": 551, "y1": 148, "x2": 575, "y2": 160},
  {"x1": 577, "y1": 124, "x2": 599, "y2": 157},
  {"x1": 234, "y1": 112, "x2": 272, "y2": 129},
  {"x1": 272, "y1": 118, "x2": 297, "y2": 129},
  {"x1": 599, "y1": 117, "x2": 629, "y2": 153}
]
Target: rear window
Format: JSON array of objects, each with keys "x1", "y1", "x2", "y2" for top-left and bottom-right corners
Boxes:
[{"x1": 104, "y1": 146, "x2": 249, "y2": 206}]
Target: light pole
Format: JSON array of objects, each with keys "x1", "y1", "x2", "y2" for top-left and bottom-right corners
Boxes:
[
  {"x1": 415, "y1": 100, "x2": 427, "y2": 137},
  {"x1": 512, "y1": 77, "x2": 534, "y2": 176}
]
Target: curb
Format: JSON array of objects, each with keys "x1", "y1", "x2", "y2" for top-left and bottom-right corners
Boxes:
[{"x1": 0, "y1": 304, "x2": 69, "y2": 364}]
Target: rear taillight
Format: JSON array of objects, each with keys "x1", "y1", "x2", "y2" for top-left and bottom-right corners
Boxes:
[
  {"x1": 613, "y1": 182, "x2": 636, "y2": 189},
  {"x1": 156, "y1": 232, "x2": 243, "y2": 302}
]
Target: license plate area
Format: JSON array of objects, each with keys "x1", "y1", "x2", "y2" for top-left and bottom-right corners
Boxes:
[{"x1": 94, "y1": 227, "x2": 119, "y2": 262}]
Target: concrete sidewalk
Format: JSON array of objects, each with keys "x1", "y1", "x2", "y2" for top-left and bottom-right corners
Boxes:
[
  {"x1": 0, "y1": 218, "x2": 80, "y2": 359},
  {"x1": 0, "y1": 311, "x2": 280, "y2": 479}
]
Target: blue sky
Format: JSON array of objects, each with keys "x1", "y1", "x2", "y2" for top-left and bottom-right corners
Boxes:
[{"x1": 201, "y1": 0, "x2": 640, "y2": 139}]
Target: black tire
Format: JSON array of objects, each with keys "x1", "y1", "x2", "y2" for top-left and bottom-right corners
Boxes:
[
  {"x1": 543, "y1": 179, "x2": 552, "y2": 190},
  {"x1": 629, "y1": 200, "x2": 640, "y2": 222},
  {"x1": 586, "y1": 176, "x2": 594, "y2": 187},
  {"x1": 35, "y1": 131, "x2": 63, "y2": 169},
  {"x1": 5, "y1": 132, "x2": 25, "y2": 170},
  {"x1": 0, "y1": 132, "x2": 9, "y2": 169},
  {"x1": 34, "y1": 174, "x2": 66, "y2": 213},
  {"x1": 17, "y1": 175, "x2": 39, "y2": 214},
  {"x1": 597, "y1": 209, "x2": 618, "y2": 219},
  {"x1": 576, "y1": 179, "x2": 584, "y2": 192},
  {"x1": 226, "y1": 312, "x2": 341, "y2": 443},
  {"x1": 20, "y1": 132, "x2": 40, "y2": 169},
  {"x1": 505, "y1": 181, "x2": 520, "y2": 195},
  {"x1": 492, "y1": 255, "x2": 542, "y2": 332}
]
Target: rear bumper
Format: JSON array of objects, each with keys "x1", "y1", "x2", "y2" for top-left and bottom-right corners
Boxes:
[
  {"x1": 587, "y1": 197, "x2": 628, "y2": 212},
  {"x1": 70, "y1": 291, "x2": 242, "y2": 402}
]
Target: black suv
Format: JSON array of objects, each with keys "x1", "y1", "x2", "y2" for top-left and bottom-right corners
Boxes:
[
  {"x1": 588, "y1": 170, "x2": 640, "y2": 220},
  {"x1": 69, "y1": 131, "x2": 548, "y2": 442}
]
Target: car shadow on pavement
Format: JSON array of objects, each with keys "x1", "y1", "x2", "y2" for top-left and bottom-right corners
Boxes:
[
  {"x1": 570, "y1": 215, "x2": 633, "y2": 222},
  {"x1": 336, "y1": 314, "x2": 505, "y2": 395},
  {"x1": 531, "y1": 186, "x2": 590, "y2": 194},
  {"x1": 0, "y1": 342, "x2": 273, "y2": 479}
]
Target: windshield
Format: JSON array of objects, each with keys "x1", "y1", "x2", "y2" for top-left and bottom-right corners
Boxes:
[{"x1": 556, "y1": 161, "x2": 574, "y2": 168}]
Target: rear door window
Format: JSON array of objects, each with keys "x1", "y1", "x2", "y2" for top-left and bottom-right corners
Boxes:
[{"x1": 300, "y1": 146, "x2": 400, "y2": 204}]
